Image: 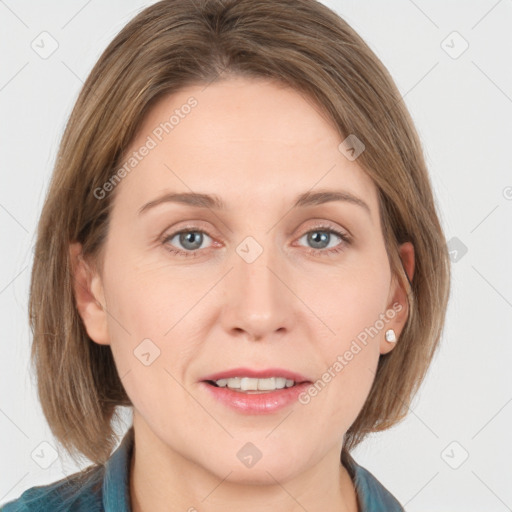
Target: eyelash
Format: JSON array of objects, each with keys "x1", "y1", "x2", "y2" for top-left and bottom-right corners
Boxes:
[{"x1": 161, "y1": 224, "x2": 351, "y2": 258}]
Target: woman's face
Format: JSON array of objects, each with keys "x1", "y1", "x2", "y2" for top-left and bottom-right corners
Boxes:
[{"x1": 73, "y1": 76, "x2": 413, "y2": 483}]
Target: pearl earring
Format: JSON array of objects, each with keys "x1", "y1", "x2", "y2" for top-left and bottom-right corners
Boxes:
[{"x1": 385, "y1": 329, "x2": 397, "y2": 343}]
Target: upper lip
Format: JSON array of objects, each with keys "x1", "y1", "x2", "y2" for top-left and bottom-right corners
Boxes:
[{"x1": 201, "y1": 367, "x2": 312, "y2": 383}]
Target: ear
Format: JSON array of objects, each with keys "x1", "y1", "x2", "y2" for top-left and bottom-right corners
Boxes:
[
  {"x1": 69, "y1": 242, "x2": 110, "y2": 345},
  {"x1": 380, "y1": 241, "x2": 415, "y2": 355}
]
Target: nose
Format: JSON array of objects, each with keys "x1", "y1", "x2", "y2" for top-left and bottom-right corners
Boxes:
[{"x1": 219, "y1": 240, "x2": 295, "y2": 341}]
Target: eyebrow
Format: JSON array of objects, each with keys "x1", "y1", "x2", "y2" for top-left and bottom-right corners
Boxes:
[{"x1": 137, "y1": 189, "x2": 371, "y2": 216}]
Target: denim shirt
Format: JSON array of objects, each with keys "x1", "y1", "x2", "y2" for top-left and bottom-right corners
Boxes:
[{"x1": 1, "y1": 427, "x2": 404, "y2": 511}]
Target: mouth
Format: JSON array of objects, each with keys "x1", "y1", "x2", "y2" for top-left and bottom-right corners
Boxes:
[
  {"x1": 200, "y1": 368, "x2": 312, "y2": 394},
  {"x1": 200, "y1": 377, "x2": 313, "y2": 414},
  {"x1": 204, "y1": 378, "x2": 307, "y2": 393}
]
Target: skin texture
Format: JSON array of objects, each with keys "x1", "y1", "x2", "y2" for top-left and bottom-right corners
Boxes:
[{"x1": 71, "y1": 76, "x2": 414, "y2": 512}]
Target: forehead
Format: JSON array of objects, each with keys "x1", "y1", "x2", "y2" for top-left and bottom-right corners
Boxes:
[{"x1": 113, "y1": 76, "x2": 379, "y2": 218}]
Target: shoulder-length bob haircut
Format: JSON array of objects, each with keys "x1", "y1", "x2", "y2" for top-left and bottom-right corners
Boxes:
[{"x1": 30, "y1": 0, "x2": 451, "y2": 468}]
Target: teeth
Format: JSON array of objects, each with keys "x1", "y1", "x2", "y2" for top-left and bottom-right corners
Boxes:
[{"x1": 213, "y1": 377, "x2": 296, "y2": 391}]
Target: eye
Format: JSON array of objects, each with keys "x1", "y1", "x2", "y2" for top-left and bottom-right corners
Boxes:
[
  {"x1": 162, "y1": 229, "x2": 214, "y2": 258},
  {"x1": 297, "y1": 225, "x2": 351, "y2": 256},
  {"x1": 161, "y1": 224, "x2": 351, "y2": 258}
]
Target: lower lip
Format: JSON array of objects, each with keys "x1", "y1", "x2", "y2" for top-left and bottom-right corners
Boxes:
[{"x1": 200, "y1": 381, "x2": 311, "y2": 414}]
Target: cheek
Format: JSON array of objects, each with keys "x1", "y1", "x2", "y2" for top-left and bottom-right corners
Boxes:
[
  {"x1": 100, "y1": 262, "x2": 196, "y2": 426},
  {"x1": 103, "y1": 269, "x2": 166, "y2": 338},
  {"x1": 298, "y1": 258, "x2": 390, "y2": 431},
  {"x1": 303, "y1": 251, "x2": 391, "y2": 343},
  {"x1": 101, "y1": 229, "x2": 192, "y2": 337},
  {"x1": 100, "y1": 247, "x2": 213, "y2": 384}
]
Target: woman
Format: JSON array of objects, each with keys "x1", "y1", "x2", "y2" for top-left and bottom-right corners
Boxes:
[{"x1": 1, "y1": 0, "x2": 450, "y2": 510}]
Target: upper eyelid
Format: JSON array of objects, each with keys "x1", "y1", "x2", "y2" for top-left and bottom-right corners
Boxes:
[{"x1": 162, "y1": 222, "x2": 348, "y2": 237}]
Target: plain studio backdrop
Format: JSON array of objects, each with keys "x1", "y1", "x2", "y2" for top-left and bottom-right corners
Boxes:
[{"x1": 1, "y1": 1, "x2": 511, "y2": 510}]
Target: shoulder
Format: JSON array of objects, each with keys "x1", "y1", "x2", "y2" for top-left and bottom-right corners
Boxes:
[
  {"x1": 343, "y1": 453, "x2": 404, "y2": 512},
  {"x1": 1, "y1": 465, "x2": 104, "y2": 512},
  {"x1": 353, "y1": 463, "x2": 404, "y2": 511}
]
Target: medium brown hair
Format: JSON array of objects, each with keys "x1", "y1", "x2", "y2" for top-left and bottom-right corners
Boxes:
[{"x1": 29, "y1": 0, "x2": 451, "y2": 470}]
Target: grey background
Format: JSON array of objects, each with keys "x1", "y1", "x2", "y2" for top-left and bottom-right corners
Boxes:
[{"x1": 1, "y1": 1, "x2": 511, "y2": 510}]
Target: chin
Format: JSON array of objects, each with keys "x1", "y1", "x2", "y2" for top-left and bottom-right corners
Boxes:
[
  {"x1": 214, "y1": 461, "x2": 302, "y2": 485},
  {"x1": 203, "y1": 443, "x2": 309, "y2": 483}
]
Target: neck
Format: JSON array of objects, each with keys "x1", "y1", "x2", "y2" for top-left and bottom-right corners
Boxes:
[{"x1": 129, "y1": 416, "x2": 359, "y2": 512}]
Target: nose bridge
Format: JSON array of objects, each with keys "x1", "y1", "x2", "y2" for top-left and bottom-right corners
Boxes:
[
  {"x1": 222, "y1": 233, "x2": 291, "y2": 337},
  {"x1": 235, "y1": 234, "x2": 281, "y2": 304}
]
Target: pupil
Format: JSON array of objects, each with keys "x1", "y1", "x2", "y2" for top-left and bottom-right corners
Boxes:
[
  {"x1": 309, "y1": 231, "x2": 328, "y2": 249},
  {"x1": 181, "y1": 232, "x2": 202, "y2": 250}
]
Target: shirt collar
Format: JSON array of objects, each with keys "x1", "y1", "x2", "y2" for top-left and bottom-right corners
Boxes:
[{"x1": 102, "y1": 426, "x2": 134, "y2": 512}]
